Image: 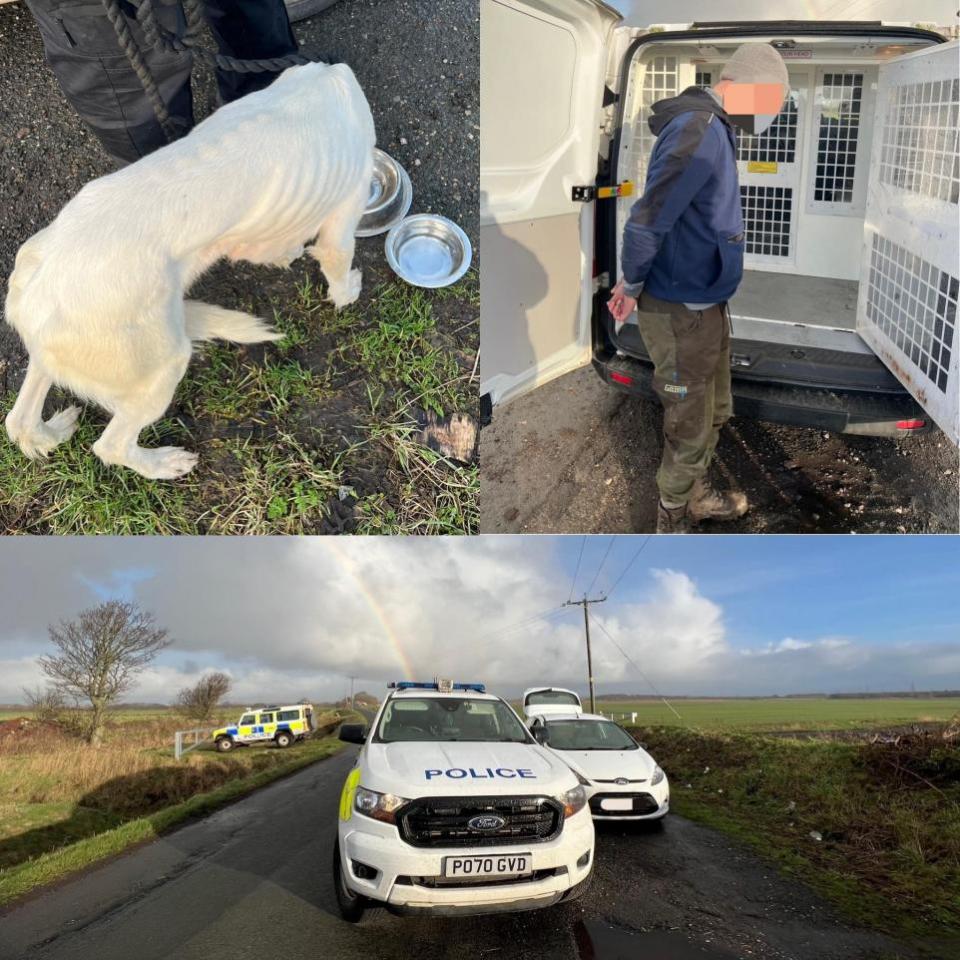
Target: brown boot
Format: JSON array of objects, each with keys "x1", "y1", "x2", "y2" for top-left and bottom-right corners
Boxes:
[
  {"x1": 657, "y1": 500, "x2": 691, "y2": 534},
  {"x1": 687, "y1": 478, "x2": 748, "y2": 522}
]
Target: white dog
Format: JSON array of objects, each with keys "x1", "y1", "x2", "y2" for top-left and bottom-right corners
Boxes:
[{"x1": 4, "y1": 62, "x2": 375, "y2": 479}]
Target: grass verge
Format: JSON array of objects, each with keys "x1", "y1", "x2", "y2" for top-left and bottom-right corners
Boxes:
[
  {"x1": 0, "y1": 734, "x2": 345, "y2": 907},
  {"x1": 633, "y1": 726, "x2": 960, "y2": 956}
]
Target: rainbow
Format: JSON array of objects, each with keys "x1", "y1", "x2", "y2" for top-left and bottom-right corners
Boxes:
[{"x1": 325, "y1": 540, "x2": 416, "y2": 680}]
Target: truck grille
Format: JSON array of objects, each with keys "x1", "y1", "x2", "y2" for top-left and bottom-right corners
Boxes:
[{"x1": 397, "y1": 795, "x2": 563, "y2": 848}]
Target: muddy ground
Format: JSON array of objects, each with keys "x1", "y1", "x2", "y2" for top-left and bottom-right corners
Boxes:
[
  {"x1": 480, "y1": 367, "x2": 959, "y2": 534},
  {"x1": 0, "y1": 0, "x2": 478, "y2": 534}
]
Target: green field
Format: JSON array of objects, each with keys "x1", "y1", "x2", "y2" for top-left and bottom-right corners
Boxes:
[{"x1": 593, "y1": 697, "x2": 960, "y2": 732}]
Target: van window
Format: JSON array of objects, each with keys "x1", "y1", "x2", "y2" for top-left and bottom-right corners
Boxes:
[
  {"x1": 260, "y1": 713, "x2": 274, "y2": 723},
  {"x1": 239, "y1": 714, "x2": 256, "y2": 726},
  {"x1": 277, "y1": 709, "x2": 300, "y2": 722},
  {"x1": 525, "y1": 689, "x2": 580, "y2": 707}
]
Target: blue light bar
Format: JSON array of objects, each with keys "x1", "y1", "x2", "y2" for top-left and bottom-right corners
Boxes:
[{"x1": 389, "y1": 681, "x2": 486, "y2": 693}]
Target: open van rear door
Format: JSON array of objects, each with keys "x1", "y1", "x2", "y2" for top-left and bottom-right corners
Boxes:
[
  {"x1": 480, "y1": 0, "x2": 622, "y2": 407},
  {"x1": 856, "y1": 41, "x2": 959, "y2": 445}
]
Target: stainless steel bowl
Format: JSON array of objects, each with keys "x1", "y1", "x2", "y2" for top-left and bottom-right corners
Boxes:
[
  {"x1": 384, "y1": 214, "x2": 472, "y2": 288},
  {"x1": 355, "y1": 150, "x2": 413, "y2": 237}
]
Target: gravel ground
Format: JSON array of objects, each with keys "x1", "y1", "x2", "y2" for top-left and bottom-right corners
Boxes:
[
  {"x1": 480, "y1": 367, "x2": 960, "y2": 534},
  {"x1": 0, "y1": 748, "x2": 928, "y2": 960},
  {"x1": 0, "y1": 0, "x2": 479, "y2": 533}
]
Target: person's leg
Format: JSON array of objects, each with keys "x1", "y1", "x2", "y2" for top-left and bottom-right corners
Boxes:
[
  {"x1": 637, "y1": 293, "x2": 723, "y2": 529},
  {"x1": 687, "y1": 301, "x2": 748, "y2": 521},
  {"x1": 201, "y1": 0, "x2": 299, "y2": 104},
  {"x1": 25, "y1": 0, "x2": 194, "y2": 165}
]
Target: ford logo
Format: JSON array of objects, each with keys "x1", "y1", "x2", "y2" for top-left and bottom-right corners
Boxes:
[
  {"x1": 467, "y1": 815, "x2": 506, "y2": 831},
  {"x1": 614, "y1": 777, "x2": 629, "y2": 786}
]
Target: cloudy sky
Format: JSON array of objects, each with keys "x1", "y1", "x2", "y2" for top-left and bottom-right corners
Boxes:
[{"x1": 0, "y1": 536, "x2": 957, "y2": 705}]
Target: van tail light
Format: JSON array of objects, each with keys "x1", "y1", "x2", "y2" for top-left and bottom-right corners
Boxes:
[
  {"x1": 896, "y1": 419, "x2": 925, "y2": 430},
  {"x1": 610, "y1": 372, "x2": 633, "y2": 386}
]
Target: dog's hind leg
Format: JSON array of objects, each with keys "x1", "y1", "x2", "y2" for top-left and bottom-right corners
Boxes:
[
  {"x1": 4, "y1": 361, "x2": 81, "y2": 459},
  {"x1": 307, "y1": 184, "x2": 367, "y2": 309},
  {"x1": 92, "y1": 351, "x2": 196, "y2": 480}
]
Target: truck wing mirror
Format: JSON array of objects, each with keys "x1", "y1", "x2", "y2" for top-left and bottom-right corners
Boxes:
[{"x1": 339, "y1": 723, "x2": 368, "y2": 745}]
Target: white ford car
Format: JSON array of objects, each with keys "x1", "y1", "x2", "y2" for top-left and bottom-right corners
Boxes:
[
  {"x1": 529, "y1": 712, "x2": 669, "y2": 822},
  {"x1": 334, "y1": 681, "x2": 595, "y2": 920}
]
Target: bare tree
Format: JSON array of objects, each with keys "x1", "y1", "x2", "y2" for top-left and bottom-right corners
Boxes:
[
  {"x1": 22, "y1": 684, "x2": 65, "y2": 724},
  {"x1": 176, "y1": 672, "x2": 232, "y2": 724},
  {"x1": 39, "y1": 601, "x2": 171, "y2": 746}
]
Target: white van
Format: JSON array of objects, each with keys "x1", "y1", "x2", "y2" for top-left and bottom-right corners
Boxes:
[{"x1": 480, "y1": 5, "x2": 958, "y2": 444}]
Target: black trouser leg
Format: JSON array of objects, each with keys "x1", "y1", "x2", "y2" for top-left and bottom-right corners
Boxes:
[
  {"x1": 201, "y1": 0, "x2": 298, "y2": 104},
  {"x1": 25, "y1": 0, "x2": 194, "y2": 165}
]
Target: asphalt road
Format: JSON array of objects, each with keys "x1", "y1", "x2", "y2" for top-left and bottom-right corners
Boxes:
[
  {"x1": 0, "y1": 748, "x2": 921, "y2": 960},
  {"x1": 480, "y1": 367, "x2": 960, "y2": 535}
]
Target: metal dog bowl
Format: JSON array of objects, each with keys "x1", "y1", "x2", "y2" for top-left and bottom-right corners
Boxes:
[
  {"x1": 384, "y1": 214, "x2": 472, "y2": 288},
  {"x1": 355, "y1": 149, "x2": 412, "y2": 237}
]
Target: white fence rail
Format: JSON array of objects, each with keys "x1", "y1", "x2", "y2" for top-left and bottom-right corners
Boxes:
[
  {"x1": 174, "y1": 728, "x2": 212, "y2": 760},
  {"x1": 597, "y1": 712, "x2": 639, "y2": 724}
]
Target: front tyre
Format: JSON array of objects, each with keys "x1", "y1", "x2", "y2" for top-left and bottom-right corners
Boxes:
[
  {"x1": 215, "y1": 736, "x2": 235, "y2": 753},
  {"x1": 333, "y1": 841, "x2": 383, "y2": 923}
]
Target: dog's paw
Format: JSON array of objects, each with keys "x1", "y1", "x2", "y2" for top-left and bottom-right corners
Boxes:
[
  {"x1": 126, "y1": 446, "x2": 199, "y2": 481},
  {"x1": 11, "y1": 406, "x2": 82, "y2": 459},
  {"x1": 328, "y1": 268, "x2": 362, "y2": 310}
]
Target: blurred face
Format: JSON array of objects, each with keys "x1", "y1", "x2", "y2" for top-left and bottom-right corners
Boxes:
[{"x1": 716, "y1": 81, "x2": 786, "y2": 135}]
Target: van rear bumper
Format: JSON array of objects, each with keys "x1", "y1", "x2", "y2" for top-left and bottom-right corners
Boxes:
[{"x1": 593, "y1": 352, "x2": 930, "y2": 438}]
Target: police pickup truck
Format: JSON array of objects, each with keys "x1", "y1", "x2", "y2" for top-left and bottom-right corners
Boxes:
[{"x1": 334, "y1": 680, "x2": 595, "y2": 920}]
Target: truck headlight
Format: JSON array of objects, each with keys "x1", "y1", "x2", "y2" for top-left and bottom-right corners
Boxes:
[
  {"x1": 650, "y1": 765, "x2": 665, "y2": 786},
  {"x1": 354, "y1": 786, "x2": 409, "y2": 824},
  {"x1": 559, "y1": 784, "x2": 587, "y2": 817}
]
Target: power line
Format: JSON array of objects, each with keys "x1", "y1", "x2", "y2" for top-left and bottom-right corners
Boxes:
[
  {"x1": 602, "y1": 535, "x2": 652, "y2": 600},
  {"x1": 471, "y1": 604, "x2": 572, "y2": 646},
  {"x1": 589, "y1": 616, "x2": 684, "y2": 724},
  {"x1": 584, "y1": 536, "x2": 616, "y2": 598},
  {"x1": 567, "y1": 536, "x2": 587, "y2": 603}
]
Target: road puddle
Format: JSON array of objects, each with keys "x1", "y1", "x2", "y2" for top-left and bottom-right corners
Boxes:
[{"x1": 575, "y1": 920, "x2": 740, "y2": 959}]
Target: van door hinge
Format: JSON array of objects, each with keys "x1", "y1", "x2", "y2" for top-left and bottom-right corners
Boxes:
[{"x1": 571, "y1": 181, "x2": 634, "y2": 203}]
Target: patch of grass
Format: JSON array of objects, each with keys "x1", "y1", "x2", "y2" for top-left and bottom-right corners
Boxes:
[
  {"x1": 598, "y1": 697, "x2": 960, "y2": 732},
  {"x1": 633, "y1": 726, "x2": 960, "y2": 953},
  {"x1": 0, "y1": 733, "x2": 346, "y2": 906},
  {"x1": 0, "y1": 264, "x2": 478, "y2": 534}
]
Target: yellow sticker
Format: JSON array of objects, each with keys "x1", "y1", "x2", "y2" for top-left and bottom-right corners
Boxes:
[
  {"x1": 339, "y1": 767, "x2": 361, "y2": 821},
  {"x1": 597, "y1": 181, "x2": 635, "y2": 199},
  {"x1": 747, "y1": 161, "x2": 778, "y2": 174}
]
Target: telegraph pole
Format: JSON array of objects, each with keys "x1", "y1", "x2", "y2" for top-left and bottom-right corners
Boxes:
[
  {"x1": 563, "y1": 596, "x2": 606, "y2": 713},
  {"x1": 348, "y1": 676, "x2": 358, "y2": 711}
]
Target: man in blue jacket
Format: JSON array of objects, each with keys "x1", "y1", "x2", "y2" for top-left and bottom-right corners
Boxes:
[{"x1": 608, "y1": 44, "x2": 788, "y2": 534}]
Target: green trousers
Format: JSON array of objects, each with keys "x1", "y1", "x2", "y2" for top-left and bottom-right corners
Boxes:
[{"x1": 635, "y1": 292, "x2": 732, "y2": 505}]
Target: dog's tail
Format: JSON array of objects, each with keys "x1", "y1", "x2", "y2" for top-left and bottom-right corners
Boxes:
[{"x1": 183, "y1": 300, "x2": 284, "y2": 344}]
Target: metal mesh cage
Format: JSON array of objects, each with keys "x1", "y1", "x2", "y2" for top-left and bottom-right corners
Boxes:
[
  {"x1": 741, "y1": 185, "x2": 793, "y2": 258},
  {"x1": 814, "y1": 72, "x2": 865, "y2": 204},
  {"x1": 866, "y1": 233, "x2": 957, "y2": 394},
  {"x1": 737, "y1": 89, "x2": 798, "y2": 164}
]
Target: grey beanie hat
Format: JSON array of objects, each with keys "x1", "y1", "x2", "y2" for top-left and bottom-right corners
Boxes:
[{"x1": 719, "y1": 43, "x2": 789, "y2": 88}]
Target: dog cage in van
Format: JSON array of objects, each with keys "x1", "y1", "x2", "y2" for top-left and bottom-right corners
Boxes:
[{"x1": 480, "y1": 3, "x2": 958, "y2": 443}]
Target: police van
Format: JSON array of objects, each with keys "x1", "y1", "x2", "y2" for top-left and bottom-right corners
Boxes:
[
  {"x1": 481, "y1": 3, "x2": 958, "y2": 443},
  {"x1": 334, "y1": 680, "x2": 595, "y2": 920},
  {"x1": 212, "y1": 703, "x2": 315, "y2": 752}
]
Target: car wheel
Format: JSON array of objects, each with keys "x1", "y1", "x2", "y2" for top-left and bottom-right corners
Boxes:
[
  {"x1": 333, "y1": 842, "x2": 385, "y2": 923},
  {"x1": 215, "y1": 736, "x2": 234, "y2": 753},
  {"x1": 284, "y1": 0, "x2": 341, "y2": 24},
  {"x1": 275, "y1": 731, "x2": 294, "y2": 748}
]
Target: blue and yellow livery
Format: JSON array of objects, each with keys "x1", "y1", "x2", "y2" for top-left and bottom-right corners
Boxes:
[{"x1": 213, "y1": 703, "x2": 315, "y2": 752}]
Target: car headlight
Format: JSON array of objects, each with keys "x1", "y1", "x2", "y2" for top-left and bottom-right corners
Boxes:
[
  {"x1": 650, "y1": 765, "x2": 665, "y2": 786},
  {"x1": 354, "y1": 786, "x2": 409, "y2": 824},
  {"x1": 558, "y1": 784, "x2": 587, "y2": 817}
]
